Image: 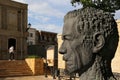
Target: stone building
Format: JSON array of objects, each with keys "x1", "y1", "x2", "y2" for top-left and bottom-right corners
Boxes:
[
  {"x1": 57, "y1": 34, "x2": 65, "y2": 69},
  {"x1": 27, "y1": 29, "x2": 58, "y2": 75},
  {"x1": 27, "y1": 29, "x2": 58, "y2": 58},
  {"x1": 47, "y1": 46, "x2": 55, "y2": 66},
  {"x1": 0, "y1": 0, "x2": 28, "y2": 59},
  {"x1": 27, "y1": 28, "x2": 38, "y2": 45},
  {"x1": 39, "y1": 30, "x2": 57, "y2": 46}
]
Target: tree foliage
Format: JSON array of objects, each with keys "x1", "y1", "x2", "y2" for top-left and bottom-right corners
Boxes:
[{"x1": 71, "y1": 0, "x2": 120, "y2": 13}]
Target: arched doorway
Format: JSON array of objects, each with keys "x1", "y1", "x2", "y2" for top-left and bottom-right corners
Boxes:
[{"x1": 8, "y1": 38, "x2": 16, "y2": 50}]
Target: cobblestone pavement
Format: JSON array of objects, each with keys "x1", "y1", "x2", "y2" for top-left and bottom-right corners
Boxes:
[{"x1": 0, "y1": 75, "x2": 58, "y2": 80}]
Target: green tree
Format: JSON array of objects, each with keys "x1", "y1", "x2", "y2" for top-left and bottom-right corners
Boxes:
[{"x1": 71, "y1": 0, "x2": 120, "y2": 13}]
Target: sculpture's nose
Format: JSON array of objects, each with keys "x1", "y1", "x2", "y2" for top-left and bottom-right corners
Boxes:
[
  {"x1": 59, "y1": 44, "x2": 67, "y2": 54},
  {"x1": 59, "y1": 48, "x2": 66, "y2": 54}
]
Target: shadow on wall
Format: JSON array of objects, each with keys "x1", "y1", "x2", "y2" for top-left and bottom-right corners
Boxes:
[{"x1": 27, "y1": 45, "x2": 46, "y2": 58}]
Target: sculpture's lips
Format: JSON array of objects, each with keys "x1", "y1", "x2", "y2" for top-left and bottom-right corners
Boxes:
[
  {"x1": 63, "y1": 55, "x2": 71, "y2": 61},
  {"x1": 66, "y1": 61, "x2": 73, "y2": 66}
]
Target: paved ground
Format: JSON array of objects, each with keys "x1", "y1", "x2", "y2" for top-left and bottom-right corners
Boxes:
[{"x1": 0, "y1": 75, "x2": 58, "y2": 80}]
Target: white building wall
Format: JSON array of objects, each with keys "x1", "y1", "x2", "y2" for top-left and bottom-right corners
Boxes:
[
  {"x1": 27, "y1": 28, "x2": 36, "y2": 45},
  {"x1": 112, "y1": 20, "x2": 120, "y2": 73},
  {"x1": 57, "y1": 34, "x2": 65, "y2": 69}
]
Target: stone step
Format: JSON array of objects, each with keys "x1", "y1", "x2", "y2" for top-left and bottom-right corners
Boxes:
[{"x1": 0, "y1": 60, "x2": 33, "y2": 77}]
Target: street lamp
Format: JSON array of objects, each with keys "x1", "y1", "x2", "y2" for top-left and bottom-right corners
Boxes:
[
  {"x1": 26, "y1": 23, "x2": 31, "y2": 31},
  {"x1": 28, "y1": 23, "x2": 31, "y2": 28}
]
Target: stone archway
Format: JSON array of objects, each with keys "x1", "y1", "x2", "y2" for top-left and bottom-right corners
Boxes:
[
  {"x1": 0, "y1": 38, "x2": 16, "y2": 60},
  {"x1": 8, "y1": 38, "x2": 16, "y2": 50}
]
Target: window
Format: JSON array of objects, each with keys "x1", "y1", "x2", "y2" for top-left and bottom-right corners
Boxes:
[
  {"x1": 44, "y1": 36, "x2": 47, "y2": 40},
  {"x1": 47, "y1": 37, "x2": 49, "y2": 42},
  {"x1": 29, "y1": 33, "x2": 33, "y2": 37},
  {"x1": 29, "y1": 41, "x2": 33, "y2": 45},
  {"x1": 42, "y1": 36, "x2": 44, "y2": 40}
]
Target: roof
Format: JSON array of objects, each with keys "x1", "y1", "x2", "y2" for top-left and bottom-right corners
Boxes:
[{"x1": 0, "y1": 0, "x2": 28, "y2": 9}]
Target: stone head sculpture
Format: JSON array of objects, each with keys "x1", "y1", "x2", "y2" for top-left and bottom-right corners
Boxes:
[{"x1": 59, "y1": 7, "x2": 119, "y2": 80}]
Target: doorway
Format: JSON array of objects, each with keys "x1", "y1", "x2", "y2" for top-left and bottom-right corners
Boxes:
[{"x1": 8, "y1": 38, "x2": 16, "y2": 50}]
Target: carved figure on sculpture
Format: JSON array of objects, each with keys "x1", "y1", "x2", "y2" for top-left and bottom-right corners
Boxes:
[{"x1": 59, "y1": 7, "x2": 119, "y2": 80}]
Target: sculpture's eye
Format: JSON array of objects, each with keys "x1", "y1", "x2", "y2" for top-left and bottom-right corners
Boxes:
[{"x1": 62, "y1": 35, "x2": 73, "y2": 41}]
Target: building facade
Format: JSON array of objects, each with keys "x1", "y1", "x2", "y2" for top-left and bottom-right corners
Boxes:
[
  {"x1": 27, "y1": 28, "x2": 38, "y2": 45},
  {"x1": 39, "y1": 30, "x2": 57, "y2": 46},
  {"x1": 57, "y1": 34, "x2": 65, "y2": 69},
  {"x1": 0, "y1": 0, "x2": 28, "y2": 59},
  {"x1": 27, "y1": 29, "x2": 58, "y2": 75},
  {"x1": 27, "y1": 29, "x2": 58, "y2": 58}
]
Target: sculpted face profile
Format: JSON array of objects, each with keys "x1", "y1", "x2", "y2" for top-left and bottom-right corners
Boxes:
[{"x1": 59, "y1": 7, "x2": 119, "y2": 80}]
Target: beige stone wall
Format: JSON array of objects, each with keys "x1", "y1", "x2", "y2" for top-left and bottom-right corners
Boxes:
[
  {"x1": 0, "y1": 0, "x2": 27, "y2": 9},
  {"x1": 47, "y1": 48, "x2": 54, "y2": 66},
  {"x1": 0, "y1": 6, "x2": 1, "y2": 28},
  {"x1": 112, "y1": 20, "x2": 120, "y2": 73},
  {"x1": 7, "y1": 9, "x2": 18, "y2": 30},
  {"x1": 25, "y1": 58, "x2": 44, "y2": 75},
  {"x1": 0, "y1": 0, "x2": 28, "y2": 59},
  {"x1": 57, "y1": 34, "x2": 65, "y2": 69}
]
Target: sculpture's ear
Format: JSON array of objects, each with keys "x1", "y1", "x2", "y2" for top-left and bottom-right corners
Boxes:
[{"x1": 93, "y1": 32, "x2": 105, "y2": 53}]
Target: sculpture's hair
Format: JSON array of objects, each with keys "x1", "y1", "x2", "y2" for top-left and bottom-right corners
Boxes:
[
  {"x1": 64, "y1": 7, "x2": 119, "y2": 59},
  {"x1": 65, "y1": 7, "x2": 118, "y2": 37}
]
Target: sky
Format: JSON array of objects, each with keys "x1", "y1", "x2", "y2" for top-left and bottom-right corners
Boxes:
[{"x1": 12, "y1": 0, "x2": 120, "y2": 34}]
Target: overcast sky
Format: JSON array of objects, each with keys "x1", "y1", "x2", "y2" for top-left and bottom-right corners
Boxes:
[{"x1": 13, "y1": 0, "x2": 120, "y2": 33}]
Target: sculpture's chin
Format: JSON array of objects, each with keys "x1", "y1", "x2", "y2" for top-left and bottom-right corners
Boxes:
[
  {"x1": 67, "y1": 65, "x2": 79, "y2": 74},
  {"x1": 67, "y1": 68, "x2": 75, "y2": 73}
]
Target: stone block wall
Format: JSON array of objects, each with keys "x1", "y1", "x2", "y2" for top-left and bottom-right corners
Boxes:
[{"x1": 25, "y1": 58, "x2": 44, "y2": 75}]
